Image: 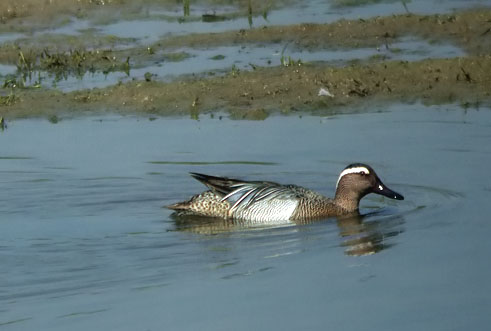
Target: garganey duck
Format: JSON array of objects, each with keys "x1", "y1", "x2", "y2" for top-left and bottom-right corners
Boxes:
[{"x1": 167, "y1": 163, "x2": 404, "y2": 222}]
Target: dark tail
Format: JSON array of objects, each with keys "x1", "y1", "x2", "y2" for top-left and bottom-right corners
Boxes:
[
  {"x1": 190, "y1": 172, "x2": 240, "y2": 195},
  {"x1": 166, "y1": 201, "x2": 190, "y2": 210},
  {"x1": 167, "y1": 173, "x2": 242, "y2": 210}
]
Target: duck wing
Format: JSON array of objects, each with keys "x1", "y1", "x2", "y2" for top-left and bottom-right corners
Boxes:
[
  {"x1": 190, "y1": 172, "x2": 299, "y2": 213},
  {"x1": 190, "y1": 172, "x2": 255, "y2": 195}
]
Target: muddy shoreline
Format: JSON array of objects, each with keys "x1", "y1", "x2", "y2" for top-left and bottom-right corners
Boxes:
[
  {"x1": 1, "y1": 6, "x2": 491, "y2": 120},
  {"x1": 156, "y1": 9, "x2": 491, "y2": 55},
  {"x1": 2, "y1": 55, "x2": 489, "y2": 120}
]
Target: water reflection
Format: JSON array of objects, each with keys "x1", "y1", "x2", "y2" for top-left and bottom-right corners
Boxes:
[
  {"x1": 337, "y1": 213, "x2": 404, "y2": 256},
  {"x1": 170, "y1": 211, "x2": 405, "y2": 256}
]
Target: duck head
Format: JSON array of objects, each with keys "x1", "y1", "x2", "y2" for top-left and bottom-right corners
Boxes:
[{"x1": 334, "y1": 163, "x2": 404, "y2": 212}]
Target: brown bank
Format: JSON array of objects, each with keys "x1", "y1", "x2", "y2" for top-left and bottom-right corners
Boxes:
[
  {"x1": 1, "y1": 55, "x2": 490, "y2": 120},
  {"x1": 1, "y1": 7, "x2": 491, "y2": 120}
]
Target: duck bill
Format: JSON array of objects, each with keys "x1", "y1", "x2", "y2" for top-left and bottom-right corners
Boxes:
[{"x1": 373, "y1": 181, "x2": 404, "y2": 200}]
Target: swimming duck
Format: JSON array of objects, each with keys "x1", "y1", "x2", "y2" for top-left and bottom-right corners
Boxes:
[{"x1": 167, "y1": 163, "x2": 404, "y2": 222}]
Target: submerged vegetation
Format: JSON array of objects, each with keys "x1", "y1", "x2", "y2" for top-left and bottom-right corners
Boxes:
[
  {"x1": 0, "y1": 1, "x2": 491, "y2": 119},
  {"x1": 0, "y1": 47, "x2": 130, "y2": 91},
  {"x1": 0, "y1": 92, "x2": 17, "y2": 107}
]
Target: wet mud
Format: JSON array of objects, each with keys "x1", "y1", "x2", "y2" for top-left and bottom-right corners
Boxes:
[
  {"x1": 0, "y1": 3, "x2": 490, "y2": 119},
  {"x1": 3, "y1": 55, "x2": 489, "y2": 119},
  {"x1": 156, "y1": 9, "x2": 491, "y2": 55}
]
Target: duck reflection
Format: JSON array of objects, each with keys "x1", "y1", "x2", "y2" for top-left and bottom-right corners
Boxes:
[
  {"x1": 170, "y1": 211, "x2": 404, "y2": 256},
  {"x1": 335, "y1": 213, "x2": 404, "y2": 256}
]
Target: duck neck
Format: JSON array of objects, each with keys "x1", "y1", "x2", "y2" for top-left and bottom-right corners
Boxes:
[{"x1": 334, "y1": 186, "x2": 364, "y2": 213}]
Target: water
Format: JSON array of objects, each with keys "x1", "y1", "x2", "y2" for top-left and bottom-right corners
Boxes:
[
  {"x1": 1, "y1": 103, "x2": 491, "y2": 330},
  {"x1": 9, "y1": 37, "x2": 465, "y2": 92},
  {"x1": 18, "y1": 0, "x2": 490, "y2": 42},
  {"x1": 1, "y1": 0, "x2": 485, "y2": 91}
]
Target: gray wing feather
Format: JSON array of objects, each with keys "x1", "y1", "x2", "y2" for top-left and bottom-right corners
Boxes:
[{"x1": 221, "y1": 182, "x2": 299, "y2": 214}]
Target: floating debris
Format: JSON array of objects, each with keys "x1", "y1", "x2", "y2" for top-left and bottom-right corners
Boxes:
[
  {"x1": 202, "y1": 14, "x2": 228, "y2": 23},
  {"x1": 318, "y1": 87, "x2": 334, "y2": 97}
]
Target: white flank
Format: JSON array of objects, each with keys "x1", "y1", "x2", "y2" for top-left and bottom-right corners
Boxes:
[
  {"x1": 378, "y1": 184, "x2": 384, "y2": 191},
  {"x1": 232, "y1": 199, "x2": 299, "y2": 223},
  {"x1": 336, "y1": 166, "x2": 370, "y2": 189}
]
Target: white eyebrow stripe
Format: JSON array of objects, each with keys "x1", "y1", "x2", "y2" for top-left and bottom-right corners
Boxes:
[{"x1": 336, "y1": 166, "x2": 370, "y2": 188}]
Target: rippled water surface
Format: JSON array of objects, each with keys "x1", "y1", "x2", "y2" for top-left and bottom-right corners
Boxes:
[{"x1": 1, "y1": 104, "x2": 491, "y2": 330}]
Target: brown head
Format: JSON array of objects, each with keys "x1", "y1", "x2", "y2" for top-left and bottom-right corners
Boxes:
[{"x1": 334, "y1": 163, "x2": 404, "y2": 212}]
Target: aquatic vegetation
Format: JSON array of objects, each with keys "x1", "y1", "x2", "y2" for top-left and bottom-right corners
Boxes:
[
  {"x1": 4, "y1": 55, "x2": 490, "y2": 118},
  {"x1": 48, "y1": 115, "x2": 59, "y2": 124},
  {"x1": 16, "y1": 50, "x2": 35, "y2": 72},
  {"x1": 183, "y1": 0, "x2": 190, "y2": 17},
  {"x1": 1, "y1": 7, "x2": 490, "y2": 117},
  {"x1": 144, "y1": 72, "x2": 153, "y2": 82},
  {"x1": 210, "y1": 55, "x2": 226, "y2": 60},
  {"x1": 229, "y1": 64, "x2": 240, "y2": 76},
  {"x1": 0, "y1": 70, "x2": 41, "y2": 107},
  {"x1": 0, "y1": 92, "x2": 17, "y2": 107},
  {"x1": 40, "y1": 49, "x2": 130, "y2": 75},
  {"x1": 3, "y1": 75, "x2": 24, "y2": 89},
  {"x1": 280, "y1": 55, "x2": 302, "y2": 67},
  {"x1": 2, "y1": 47, "x2": 131, "y2": 88},
  {"x1": 460, "y1": 100, "x2": 480, "y2": 111},
  {"x1": 248, "y1": 0, "x2": 253, "y2": 27}
]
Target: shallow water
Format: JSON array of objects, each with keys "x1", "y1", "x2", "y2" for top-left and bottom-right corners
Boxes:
[
  {"x1": 27, "y1": 0, "x2": 491, "y2": 41},
  {"x1": 6, "y1": 37, "x2": 465, "y2": 92},
  {"x1": 1, "y1": 103, "x2": 491, "y2": 330},
  {"x1": 0, "y1": 0, "x2": 485, "y2": 92}
]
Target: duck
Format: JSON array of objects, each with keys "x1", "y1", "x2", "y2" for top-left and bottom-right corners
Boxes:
[{"x1": 167, "y1": 163, "x2": 404, "y2": 222}]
